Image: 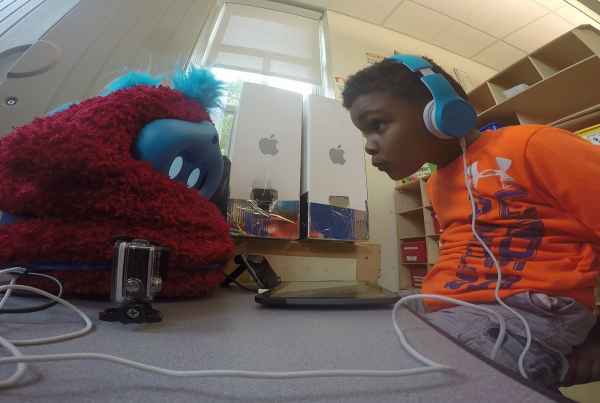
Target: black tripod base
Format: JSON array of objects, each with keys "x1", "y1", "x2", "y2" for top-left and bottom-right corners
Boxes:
[{"x1": 99, "y1": 302, "x2": 162, "y2": 324}]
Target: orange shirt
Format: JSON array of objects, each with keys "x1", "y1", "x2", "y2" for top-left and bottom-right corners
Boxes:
[{"x1": 423, "y1": 125, "x2": 600, "y2": 312}]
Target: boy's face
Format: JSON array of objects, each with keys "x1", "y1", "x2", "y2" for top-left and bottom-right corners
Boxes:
[{"x1": 349, "y1": 92, "x2": 442, "y2": 181}]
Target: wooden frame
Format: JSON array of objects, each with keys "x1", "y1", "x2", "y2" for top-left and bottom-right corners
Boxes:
[{"x1": 226, "y1": 239, "x2": 382, "y2": 283}]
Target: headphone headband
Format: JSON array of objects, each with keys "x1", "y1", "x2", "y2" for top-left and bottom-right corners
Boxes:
[{"x1": 387, "y1": 55, "x2": 477, "y2": 139}]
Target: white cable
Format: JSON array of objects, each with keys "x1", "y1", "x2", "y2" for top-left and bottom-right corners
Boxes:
[
  {"x1": 0, "y1": 267, "x2": 24, "y2": 311},
  {"x1": 0, "y1": 268, "x2": 28, "y2": 388},
  {"x1": 0, "y1": 284, "x2": 93, "y2": 346},
  {"x1": 458, "y1": 136, "x2": 532, "y2": 378},
  {"x1": 391, "y1": 137, "x2": 533, "y2": 379},
  {"x1": 0, "y1": 267, "x2": 457, "y2": 389},
  {"x1": 0, "y1": 352, "x2": 456, "y2": 379},
  {"x1": 394, "y1": 294, "x2": 508, "y2": 363},
  {"x1": 0, "y1": 332, "x2": 27, "y2": 389}
]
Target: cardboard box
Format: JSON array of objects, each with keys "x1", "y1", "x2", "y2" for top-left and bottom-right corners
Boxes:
[
  {"x1": 227, "y1": 83, "x2": 303, "y2": 239},
  {"x1": 300, "y1": 95, "x2": 369, "y2": 240}
]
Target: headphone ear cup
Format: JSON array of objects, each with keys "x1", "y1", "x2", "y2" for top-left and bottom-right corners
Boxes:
[
  {"x1": 422, "y1": 100, "x2": 452, "y2": 139},
  {"x1": 422, "y1": 100, "x2": 437, "y2": 136}
]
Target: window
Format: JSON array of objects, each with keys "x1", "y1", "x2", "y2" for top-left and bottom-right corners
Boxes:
[
  {"x1": 203, "y1": 0, "x2": 323, "y2": 155},
  {"x1": 210, "y1": 68, "x2": 314, "y2": 155}
]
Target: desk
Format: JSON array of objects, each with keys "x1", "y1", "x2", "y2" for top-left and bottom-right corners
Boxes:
[{"x1": 0, "y1": 287, "x2": 570, "y2": 403}]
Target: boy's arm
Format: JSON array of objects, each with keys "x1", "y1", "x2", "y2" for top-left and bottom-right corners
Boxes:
[
  {"x1": 525, "y1": 127, "x2": 600, "y2": 241},
  {"x1": 526, "y1": 127, "x2": 600, "y2": 386}
]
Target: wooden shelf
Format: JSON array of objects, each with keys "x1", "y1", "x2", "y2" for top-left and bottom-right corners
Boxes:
[
  {"x1": 467, "y1": 25, "x2": 600, "y2": 129},
  {"x1": 423, "y1": 206, "x2": 440, "y2": 236},
  {"x1": 398, "y1": 235, "x2": 426, "y2": 241},
  {"x1": 530, "y1": 31, "x2": 594, "y2": 79},
  {"x1": 420, "y1": 179, "x2": 431, "y2": 207},
  {"x1": 487, "y1": 57, "x2": 543, "y2": 104},
  {"x1": 395, "y1": 182, "x2": 422, "y2": 213},
  {"x1": 426, "y1": 236, "x2": 440, "y2": 265},
  {"x1": 395, "y1": 175, "x2": 439, "y2": 290},
  {"x1": 398, "y1": 207, "x2": 424, "y2": 215},
  {"x1": 477, "y1": 55, "x2": 600, "y2": 127},
  {"x1": 397, "y1": 212, "x2": 425, "y2": 239},
  {"x1": 469, "y1": 83, "x2": 496, "y2": 114},
  {"x1": 395, "y1": 178, "x2": 422, "y2": 191}
]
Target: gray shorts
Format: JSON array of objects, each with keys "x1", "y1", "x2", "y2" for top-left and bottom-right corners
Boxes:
[{"x1": 404, "y1": 291, "x2": 597, "y2": 387}]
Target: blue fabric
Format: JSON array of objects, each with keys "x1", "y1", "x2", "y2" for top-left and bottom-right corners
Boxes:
[
  {"x1": 387, "y1": 54, "x2": 432, "y2": 71},
  {"x1": 101, "y1": 66, "x2": 165, "y2": 96},
  {"x1": 171, "y1": 64, "x2": 226, "y2": 111},
  {"x1": 308, "y1": 202, "x2": 369, "y2": 240},
  {"x1": 47, "y1": 102, "x2": 77, "y2": 115},
  {"x1": 0, "y1": 210, "x2": 19, "y2": 226}
]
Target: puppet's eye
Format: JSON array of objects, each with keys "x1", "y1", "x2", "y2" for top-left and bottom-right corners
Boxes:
[
  {"x1": 187, "y1": 168, "x2": 200, "y2": 188},
  {"x1": 169, "y1": 157, "x2": 183, "y2": 179}
]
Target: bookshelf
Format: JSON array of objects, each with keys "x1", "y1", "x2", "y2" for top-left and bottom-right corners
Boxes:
[
  {"x1": 469, "y1": 25, "x2": 600, "y2": 132},
  {"x1": 395, "y1": 176, "x2": 440, "y2": 290}
]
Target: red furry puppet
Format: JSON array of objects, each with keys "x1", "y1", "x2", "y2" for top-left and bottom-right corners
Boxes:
[{"x1": 0, "y1": 65, "x2": 234, "y2": 298}]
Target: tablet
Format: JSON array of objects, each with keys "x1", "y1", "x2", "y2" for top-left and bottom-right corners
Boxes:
[{"x1": 254, "y1": 280, "x2": 401, "y2": 306}]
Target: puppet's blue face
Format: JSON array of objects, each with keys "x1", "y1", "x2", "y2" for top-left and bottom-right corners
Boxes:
[{"x1": 132, "y1": 119, "x2": 223, "y2": 200}]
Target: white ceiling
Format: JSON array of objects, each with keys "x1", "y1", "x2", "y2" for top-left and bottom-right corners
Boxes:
[{"x1": 290, "y1": 0, "x2": 600, "y2": 71}]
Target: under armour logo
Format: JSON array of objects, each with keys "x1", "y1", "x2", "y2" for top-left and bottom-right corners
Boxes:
[{"x1": 467, "y1": 157, "x2": 517, "y2": 190}]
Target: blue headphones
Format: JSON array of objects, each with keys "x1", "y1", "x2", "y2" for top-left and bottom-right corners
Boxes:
[{"x1": 388, "y1": 55, "x2": 477, "y2": 139}]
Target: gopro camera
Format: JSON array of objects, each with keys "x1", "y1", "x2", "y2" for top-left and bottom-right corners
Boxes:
[{"x1": 99, "y1": 236, "x2": 169, "y2": 324}]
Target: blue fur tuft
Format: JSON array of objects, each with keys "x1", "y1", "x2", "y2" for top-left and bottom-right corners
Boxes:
[
  {"x1": 171, "y1": 64, "x2": 226, "y2": 111},
  {"x1": 101, "y1": 66, "x2": 165, "y2": 96},
  {"x1": 48, "y1": 102, "x2": 77, "y2": 116}
]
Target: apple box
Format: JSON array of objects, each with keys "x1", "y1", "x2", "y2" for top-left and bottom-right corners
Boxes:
[
  {"x1": 227, "y1": 82, "x2": 303, "y2": 239},
  {"x1": 300, "y1": 94, "x2": 369, "y2": 240}
]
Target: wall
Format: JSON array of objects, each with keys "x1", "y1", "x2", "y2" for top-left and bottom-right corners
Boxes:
[
  {"x1": 0, "y1": 0, "x2": 217, "y2": 138},
  {"x1": 325, "y1": 11, "x2": 499, "y2": 292}
]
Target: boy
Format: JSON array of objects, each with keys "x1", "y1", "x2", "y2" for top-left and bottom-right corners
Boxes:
[{"x1": 342, "y1": 56, "x2": 600, "y2": 388}]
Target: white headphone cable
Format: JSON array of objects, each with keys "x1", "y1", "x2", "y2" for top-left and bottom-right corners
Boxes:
[
  {"x1": 390, "y1": 137, "x2": 532, "y2": 379},
  {"x1": 458, "y1": 136, "x2": 532, "y2": 377}
]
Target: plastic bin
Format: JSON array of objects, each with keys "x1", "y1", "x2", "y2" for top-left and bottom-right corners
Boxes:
[
  {"x1": 503, "y1": 83, "x2": 529, "y2": 99},
  {"x1": 409, "y1": 268, "x2": 427, "y2": 288},
  {"x1": 574, "y1": 124, "x2": 600, "y2": 146},
  {"x1": 431, "y1": 212, "x2": 443, "y2": 234},
  {"x1": 402, "y1": 241, "x2": 426, "y2": 263}
]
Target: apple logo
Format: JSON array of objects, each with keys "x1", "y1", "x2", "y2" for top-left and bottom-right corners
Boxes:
[
  {"x1": 329, "y1": 144, "x2": 346, "y2": 165},
  {"x1": 259, "y1": 134, "x2": 279, "y2": 156}
]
